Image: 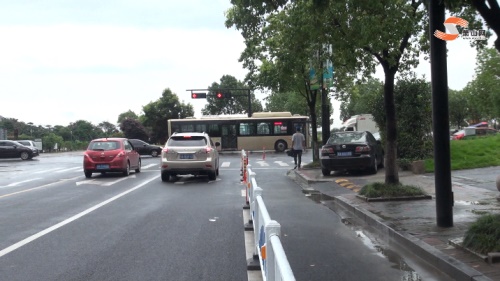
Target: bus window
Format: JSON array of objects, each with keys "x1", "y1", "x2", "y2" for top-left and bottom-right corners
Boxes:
[
  {"x1": 195, "y1": 124, "x2": 207, "y2": 133},
  {"x1": 257, "y1": 122, "x2": 271, "y2": 135},
  {"x1": 273, "y1": 121, "x2": 288, "y2": 135},
  {"x1": 208, "y1": 124, "x2": 220, "y2": 137},
  {"x1": 181, "y1": 124, "x2": 194, "y2": 132},
  {"x1": 239, "y1": 122, "x2": 255, "y2": 136}
]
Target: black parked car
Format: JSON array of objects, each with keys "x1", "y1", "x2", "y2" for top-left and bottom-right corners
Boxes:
[
  {"x1": 0, "y1": 140, "x2": 37, "y2": 160},
  {"x1": 320, "y1": 131, "x2": 384, "y2": 176},
  {"x1": 128, "y1": 139, "x2": 162, "y2": 157}
]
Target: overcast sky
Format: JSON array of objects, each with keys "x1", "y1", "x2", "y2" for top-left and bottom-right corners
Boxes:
[{"x1": 0, "y1": 1, "x2": 495, "y2": 128}]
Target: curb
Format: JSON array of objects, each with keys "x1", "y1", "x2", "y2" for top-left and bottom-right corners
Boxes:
[{"x1": 334, "y1": 196, "x2": 492, "y2": 281}]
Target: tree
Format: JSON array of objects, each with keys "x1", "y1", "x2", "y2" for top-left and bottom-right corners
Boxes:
[
  {"x1": 473, "y1": 47, "x2": 500, "y2": 122},
  {"x1": 343, "y1": 76, "x2": 433, "y2": 161},
  {"x1": 226, "y1": 3, "x2": 335, "y2": 161},
  {"x1": 119, "y1": 118, "x2": 149, "y2": 140},
  {"x1": 448, "y1": 89, "x2": 469, "y2": 129},
  {"x1": 70, "y1": 120, "x2": 101, "y2": 142},
  {"x1": 142, "y1": 88, "x2": 194, "y2": 144},
  {"x1": 201, "y1": 75, "x2": 263, "y2": 115},
  {"x1": 42, "y1": 133, "x2": 64, "y2": 152},
  {"x1": 227, "y1": 0, "x2": 428, "y2": 184},
  {"x1": 98, "y1": 121, "x2": 119, "y2": 136},
  {"x1": 117, "y1": 110, "x2": 139, "y2": 125}
]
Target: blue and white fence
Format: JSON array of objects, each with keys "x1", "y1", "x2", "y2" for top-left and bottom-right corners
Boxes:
[{"x1": 241, "y1": 150, "x2": 296, "y2": 281}]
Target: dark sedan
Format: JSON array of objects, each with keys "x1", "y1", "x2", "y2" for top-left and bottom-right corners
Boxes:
[
  {"x1": 320, "y1": 131, "x2": 384, "y2": 176},
  {"x1": 128, "y1": 139, "x2": 162, "y2": 157},
  {"x1": 0, "y1": 140, "x2": 36, "y2": 160}
]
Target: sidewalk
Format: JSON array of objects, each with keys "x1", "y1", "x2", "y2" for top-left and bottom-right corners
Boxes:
[{"x1": 294, "y1": 168, "x2": 500, "y2": 281}]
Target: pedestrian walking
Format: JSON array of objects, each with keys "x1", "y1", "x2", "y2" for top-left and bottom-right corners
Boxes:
[{"x1": 291, "y1": 127, "x2": 306, "y2": 169}]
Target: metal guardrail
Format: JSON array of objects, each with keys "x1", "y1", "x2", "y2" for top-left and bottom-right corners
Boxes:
[{"x1": 241, "y1": 150, "x2": 296, "y2": 281}]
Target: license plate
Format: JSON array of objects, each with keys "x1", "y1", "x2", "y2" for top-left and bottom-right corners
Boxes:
[
  {"x1": 179, "y1": 154, "x2": 193, "y2": 159},
  {"x1": 337, "y1": 152, "x2": 352, "y2": 157},
  {"x1": 96, "y1": 164, "x2": 109, "y2": 169}
]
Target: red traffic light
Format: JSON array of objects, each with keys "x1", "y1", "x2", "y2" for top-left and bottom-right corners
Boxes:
[
  {"x1": 191, "y1": 93, "x2": 207, "y2": 99},
  {"x1": 215, "y1": 91, "x2": 231, "y2": 99}
]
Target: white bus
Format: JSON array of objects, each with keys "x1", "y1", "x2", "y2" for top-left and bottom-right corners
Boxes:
[{"x1": 167, "y1": 112, "x2": 309, "y2": 152}]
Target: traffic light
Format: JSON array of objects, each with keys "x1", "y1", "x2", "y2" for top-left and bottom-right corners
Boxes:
[
  {"x1": 191, "y1": 93, "x2": 207, "y2": 99},
  {"x1": 215, "y1": 91, "x2": 231, "y2": 99}
]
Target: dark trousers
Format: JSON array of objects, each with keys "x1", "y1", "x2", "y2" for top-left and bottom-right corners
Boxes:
[{"x1": 293, "y1": 149, "x2": 303, "y2": 167}]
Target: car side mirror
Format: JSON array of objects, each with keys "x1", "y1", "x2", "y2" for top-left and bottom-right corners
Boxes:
[{"x1": 215, "y1": 142, "x2": 221, "y2": 147}]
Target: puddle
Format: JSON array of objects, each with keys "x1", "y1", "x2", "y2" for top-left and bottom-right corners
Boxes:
[
  {"x1": 356, "y1": 230, "x2": 423, "y2": 280},
  {"x1": 304, "y1": 191, "x2": 334, "y2": 203},
  {"x1": 455, "y1": 200, "x2": 483, "y2": 205}
]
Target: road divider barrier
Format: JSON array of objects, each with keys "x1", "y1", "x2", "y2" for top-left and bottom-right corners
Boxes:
[{"x1": 241, "y1": 150, "x2": 296, "y2": 281}]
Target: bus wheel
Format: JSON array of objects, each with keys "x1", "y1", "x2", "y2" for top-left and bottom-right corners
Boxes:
[{"x1": 274, "y1": 140, "x2": 287, "y2": 153}]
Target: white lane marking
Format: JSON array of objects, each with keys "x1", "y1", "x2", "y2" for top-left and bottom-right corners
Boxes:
[
  {"x1": 55, "y1": 167, "x2": 81, "y2": 173},
  {"x1": 103, "y1": 175, "x2": 135, "y2": 186},
  {"x1": 33, "y1": 168, "x2": 62, "y2": 174},
  {"x1": 255, "y1": 161, "x2": 269, "y2": 167},
  {"x1": 0, "y1": 176, "x2": 81, "y2": 198},
  {"x1": 142, "y1": 164, "x2": 158, "y2": 169},
  {"x1": 0, "y1": 175, "x2": 159, "y2": 258},
  {"x1": 241, "y1": 189, "x2": 246, "y2": 197},
  {"x1": 221, "y1": 162, "x2": 231, "y2": 168},
  {"x1": 75, "y1": 175, "x2": 136, "y2": 186},
  {"x1": 6, "y1": 178, "x2": 43, "y2": 187},
  {"x1": 274, "y1": 161, "x2": 289, "y2": 167}
]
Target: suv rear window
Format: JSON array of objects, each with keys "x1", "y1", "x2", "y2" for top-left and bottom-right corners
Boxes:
[
  {"x1": 89, "y1": 141, "x2": 120, "y2": 151},
  {"x1": 167, "y1": 136, "x2": 207, "y2": 147}
]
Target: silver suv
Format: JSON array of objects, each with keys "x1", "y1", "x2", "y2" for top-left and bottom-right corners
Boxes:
[{"x1": 161, "y1": 132, "x2": 220, "y2": 182}]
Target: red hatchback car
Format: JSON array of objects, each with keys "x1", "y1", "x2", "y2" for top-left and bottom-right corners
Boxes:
[{"x1": 83, "y1": 138, "x2": 141, "y2": 178}]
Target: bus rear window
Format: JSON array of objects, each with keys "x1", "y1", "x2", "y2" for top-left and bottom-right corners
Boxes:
[{"x1": 168, "y1": 136, "x2": 207, "y2": 146}]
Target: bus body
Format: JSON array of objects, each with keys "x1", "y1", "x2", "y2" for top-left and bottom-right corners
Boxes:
[{"x1": 167, "y1": 112, "x2": 309, "y2": 152}]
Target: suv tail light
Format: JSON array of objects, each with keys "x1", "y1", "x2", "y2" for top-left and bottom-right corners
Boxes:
[{"x1": 198, "y1": 147, "x2": 212, "y2": 154}]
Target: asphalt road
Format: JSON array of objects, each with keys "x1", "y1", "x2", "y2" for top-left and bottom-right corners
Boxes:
[
  {"x1": 0, "y1": 154, "x2": 248, "y2": 281},
  {"x1": 0, "y1": 152, "x2": 472, "y2": 280}
]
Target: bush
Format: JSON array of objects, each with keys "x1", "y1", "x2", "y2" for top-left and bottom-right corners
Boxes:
[
  {"x1": 359, "y1": 182, "x2": 427, "y2": 198},
  {"x1": 463, "y1": 214, "x2": 500, "y2": 255}
]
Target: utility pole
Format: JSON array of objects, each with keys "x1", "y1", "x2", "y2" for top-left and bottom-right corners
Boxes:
[{"x1": 429, "y1": 0, "x2": 453, "y2": 227}]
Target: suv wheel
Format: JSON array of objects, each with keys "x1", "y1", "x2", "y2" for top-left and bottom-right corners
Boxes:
[
  {"x1": 208, "y1": 171, "x2": 216, "y2": 181},
  {"x1": 161, "y1": 172, "x2": 170, "y2": 182},
  {"x1": 151, "y1": 150, "x2": 159, "y2": 157}
]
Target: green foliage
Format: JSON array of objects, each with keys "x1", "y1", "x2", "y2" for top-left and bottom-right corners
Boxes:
[
  {"x1": 42, "y1": 133, "x2": 64, "y2": 152},
  {"x1": 201, "y1": 75, "x2": 263, "y2": 116},
  {"x1": 397, "y1": 158, "x2": 413, "y2": 171},
  {"x1": 120, "y1": 118, "x2": 149, "y2": 141},
  {"x1": 117, "y1": 110, "x2": 139, "y2": 124},
  {"x1": 448, "y1": 89, "x2": 469, "y2": 129},
  {"x1": 345, "y1": 76, "x2": 433, "y2": 161},
  {"x1": 141, "y1": 88, "x2": 194, "y2": 144},
  {"x1": 463, "y1": 214, "x2": 500, "y2": 255},
  {"x1": 359, "y1": 182, "x2": 427, "y2": 198},
  {"x1": 424, "y1": 134, "x2": 500, "y2": 172}
]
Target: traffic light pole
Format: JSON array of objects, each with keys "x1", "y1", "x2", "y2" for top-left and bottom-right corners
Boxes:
[
  {"x1": 187, "y1": 88, "x2": 253, "y2": 117},
  {"x1": 429, "y1": 0, "x2": 453, "y2": 228}
]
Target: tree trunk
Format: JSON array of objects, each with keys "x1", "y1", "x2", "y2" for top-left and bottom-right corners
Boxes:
[
  {"x1": 308, "y1": 90, "x2": 319, "y2": 161},
  {"x1": 383, "y1": 69, "x2": 399, "y2": 184}
]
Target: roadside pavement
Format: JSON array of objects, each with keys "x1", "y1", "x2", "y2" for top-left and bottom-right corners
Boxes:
[{"x1": 294, "y1": 167, "x2": 500, "y2": 281}]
